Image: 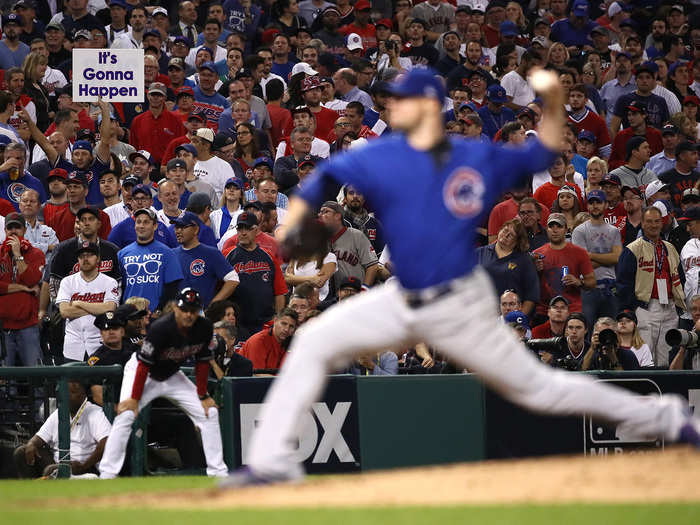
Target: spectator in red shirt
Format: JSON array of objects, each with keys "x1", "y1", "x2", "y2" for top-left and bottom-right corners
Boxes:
[
  {"x1": 162, "y1": 113, "x2": 206, "y2": 167},
  {"x1": 531, "y1": 295, "x2": 571, "y2": 338},
  {"x1": 301, "y1": 76, "x2": 339, "y2": 141},
  {"x1": 47, "y1": 173, "x2": 111, "y2": 241},
  {"x1": 481, "y1": 1, "x2": 506, "y2": 48},
  {"x1": 533, "y1": 213, "x2": 596, "y2": 316},
  {"x1": 265, "y1": 78, "x2": 292, "y2": 148},
  {"x1": 600, "y1": 174, "x2": 627, "y2": 230},
  {"x1": 239, "y1": 308, "x2": 299, "y2": 370},
  {"x1": 567, "y1": 83, "x2": 611, "y2": 158},
  {"x1": 0, "y1": 212, "x2": 45, "y2": 366},
  {"x1": 339, "y1": 0, "x2": 376, "y2": 49},
  {"x1": 534, "y1": 154, "x2": 584, "y2": 211},
  {"x1": 220, "y1": 201, "x2": 280, "y2": 261},
  {"x1": 130, "y1": 82, "x2": 186, "y2": 166},
  {"x1": 608, "y1": 101, "x2": 663, "y2": 170},
  {"x1": 488, "y1": 181, "x2": 549, "y2": 243}
]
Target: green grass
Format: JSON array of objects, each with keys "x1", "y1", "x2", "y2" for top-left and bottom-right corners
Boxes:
[{"x1": 1, "y1": 477, "x2": 699, "y2": 524}]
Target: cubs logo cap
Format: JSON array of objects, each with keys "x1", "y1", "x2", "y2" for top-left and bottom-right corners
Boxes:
[
  {"x1": 504, "y1": 310, "x2": 529, "y2": 329},
  {"x1": 225, "y1": 177, "x2": 244, "y2": 189},
  {"x1": 486, "y1": 84, "x2": 507, "y2": 104},
  {"x1": 177, "y1": 287, "x2": 202, "y2": 310},
  {"x1": 253, "y1": 156, "x2": 274, "y2": 169},
  {"x1": 172, "y1": 211, "x2": 199, "y2": 228},
  {"x1": 131, "y1": 183, "x2": 152, "y2": 197},
  {"x1": 389, "y1": 68, "x2": 445, "y2": 105}
]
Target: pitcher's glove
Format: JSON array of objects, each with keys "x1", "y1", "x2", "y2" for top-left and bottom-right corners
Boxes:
[{"x1": 280, "y1": 215, "x2": 332, "y2": 260}]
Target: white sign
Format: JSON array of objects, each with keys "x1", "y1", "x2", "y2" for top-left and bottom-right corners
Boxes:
[
  {"x1": 240, "y1": 402, "x2": 356, "y2": 465},
  {"x1": 72, "y1": 49, "x2": 145, "y2": 102}
]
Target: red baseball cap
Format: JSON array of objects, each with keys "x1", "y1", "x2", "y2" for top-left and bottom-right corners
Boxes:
[{"x1": 355, "y1": 0, "x2": 371, "y2": 11}]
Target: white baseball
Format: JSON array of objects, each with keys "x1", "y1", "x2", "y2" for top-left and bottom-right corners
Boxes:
[{"x1": 529, "y1": 69, "x2": 557, "y2": 92}]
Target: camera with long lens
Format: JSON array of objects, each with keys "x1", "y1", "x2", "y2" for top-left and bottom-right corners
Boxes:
[
  {"x1": 665, "y1": 328, "x2": 700, "y2": 348},
  {"x1": 596, "y1": 328, "x2": 619, "y2": 370},
  {"x1": 526, "y1": 337, "x2": 580, "y2": 370}
]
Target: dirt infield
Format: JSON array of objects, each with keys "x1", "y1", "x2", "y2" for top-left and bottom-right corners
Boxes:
[{"x1": 83, "y1": 446, "x2": 700, "y2": 509}]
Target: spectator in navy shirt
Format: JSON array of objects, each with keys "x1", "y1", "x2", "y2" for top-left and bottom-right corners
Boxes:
[
  {"x1": 108, "y1": 185, "x2": 177, "y2": 248},
  {"x1": 477, "y1": 84, "x2": 516, "y2": 139},
  {"x1": 168, "y1": 192, "x2": 218, "y2": 247},
  {"x1": 611, "y1": 62, "x2": 670, "y2": 134},
  {"x1": 477, "y1": 219, "x2": 539, "y2": 316}
]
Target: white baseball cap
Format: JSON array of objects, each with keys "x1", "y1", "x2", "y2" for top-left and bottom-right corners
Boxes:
[
  {"x1": 608, "y1": 1, "x2": 623, "y2": 17},
  {"x1": 346, "y1": 33, "x2": 363, "y2": 51},
  {"x1": 291, "y1": 61, "x2": 318, "y2": 77},
  {"x1": 652, "y1": 200, "x2": 669, "y2": 217},
  {"x1": 195, "y1": 128, "x2": 215, "y2": 143},
  {"x1": 644, "y1": 179, "x2": 670, "y2": 200}
]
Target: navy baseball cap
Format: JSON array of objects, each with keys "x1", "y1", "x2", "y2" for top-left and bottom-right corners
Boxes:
[
  {"x1": 73, "y1": 140, "x2": 93, "y2": 154},
  {"x1": 504, "y1": 310, "x2": 529, "y2": 329},
  {"x1": 587, "y1": 189, "x2": 607, "y2": 202},
  {"x1": 122, "y1": 175, "x2": 140, "y2": 188},
  {"x1": 176, "y1": 287, "x2": 202, "y2": 310},
  {"x1": 175, "y1": 143, "x2": 197, "y2": 156},
  {"x1": 172, "y1": 211, "x2": 199, "y2": 228},
  {"x1": 339, "y1": 276, "x2": 362, "y2": 291},
  {"x1": 388, "y1": 68, "x2": 445, "y2": 105},
  {"x1": 173, "y1": 36, "x2": 192, "y2": 47},
  {"x1": 2, "y1": 13, "x2": 20, "y2": 26},
  {"x1": 236, "y1": 212, "x2": 258, "y2": 228},
  {"x1": 616, "y1": 309, "x2": 638, "y2": 324},
  {"x1": 166, "y1": 158, "x2": 187, "y2": 171},
  {"x1": 115, "y1": 303, "x2": 148, "y2": 320},
  {"x1": 75, "y1": 240, "x2": 99, "y2": 255},
  {"x1": 572, "y1": 0, "x2": 588, "y2": 16},
  {"x1": 577, "y1": 130, "x2": 596, "y2": 143},
  {"x1": 678, "y1": 207, "x2": 700, "y2": 221},
  {"x1": 549, "y1": 295, "x2": 570, "y2": 307},
  {"x1": 225, "y1": 177, "x2": 244, "y2": 189},
  {"x1": 131, "y1": 184, "x2": 152, "y2": 197},
  {"x1": 626, "y1": 100, "x2": 646, "y2": 113},
  {"x1": 76, "y1": 206, "x2": 101, "y2": 220},
  {"x1": 487, "y1": 84, "x2": 507, "y2": 104},
  {"x1": 635, "y1": 61, "x2": 658, "y2": 76},
  {"x1": 66, "y1": 171, "x2": 89, "y2": 187},
  {"x1": 93, "y1": 311, "x2": 126, "y2": 330},
  {"x1": 601, "y1": 174, "x2": 621, "y2": 186},
  {"x1": 243, "y1": 201, "x2": 263, "y2": 212}
]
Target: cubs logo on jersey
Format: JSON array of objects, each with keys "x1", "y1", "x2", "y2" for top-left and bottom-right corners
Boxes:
[
  {"x1": 442, "y1": 167, "x2": 485, "y2": 219},
  {"x1": 190, "y1": 258, "x2": 206, "y2": 276},
  {"x1": 7, "y1": 182, "x2": 26, "y2": 202}
]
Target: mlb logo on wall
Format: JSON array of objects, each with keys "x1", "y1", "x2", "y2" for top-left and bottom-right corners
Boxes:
[{"x1": 584, "y1": 378, "x2": 664, "y2": 456}]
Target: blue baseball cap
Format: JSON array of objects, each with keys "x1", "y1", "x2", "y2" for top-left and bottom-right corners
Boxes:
[
  {"x1": 73, "y1": 140, "x2": 93, "y2": 153},
  {"x1": 388, "y1": 68, "x2": 445, "y2": 105},
  {"x1": 499, "y1": 20, "x2": 517, "y2": 37},
  {"x1": 487, "y1": 84, "x2": 507, "y2": 104},
  {"x1": 175, "y1": 143, "x2": 197, "y2": 156},
  {"x1": 669, "y1": 61, "x2": 689, "y2": 76},
  {"x1": 198, "y1": 61, "x2": 218, "y2": 73},
  {"x1": 504, "y1": 310, "x2": 529, "y2": 329},
  {"x1": 253, "y1": 156, "x2": 273, "y2": 169},
  {"x1": 225, "y1": 177, "x2": 244, "y2": 189},
  {"x1": 109, "y1": 0, "x2": 127, "y2": 7},
  {"x1": 587, "y1": 189, "x2": 607, "y2": 202},
  {"x1": 143, "y1": 29, "x2": 161, "y2": 40},
  {"x1": 173, "y1": 35, "x2": 192, "y2": 47},
  {"x1": 635, "y1": 61, "x2": 659, "y2": 76},
  {"x1": 131, "y1": 184, "x2": 152, "y2": 197},
  {"x1": 172, "y1": 211, "x2": 199, "y2": 228}
]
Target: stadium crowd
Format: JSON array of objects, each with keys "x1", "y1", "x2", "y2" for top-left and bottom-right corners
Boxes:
[{"x1": 2, "y1": 0, "x2": 700, "y2": 402}]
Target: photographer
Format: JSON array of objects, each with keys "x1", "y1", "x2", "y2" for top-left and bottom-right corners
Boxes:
[
  {"x1": 529, "y1": 313, "x2": 587, "y2": 371},
  {"x1": 583, "y1": 317, "x2": 641, "y2": 371},
  {"x1": 669, "y1": 295, "x2": 700, "y2": 370}
]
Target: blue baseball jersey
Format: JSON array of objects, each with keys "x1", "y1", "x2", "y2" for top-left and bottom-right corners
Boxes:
[
  {"x1": 298, "y1": 135, "x2": 557, "y2": 290},
  {"x1": 108, "y1": 216, "x2": 178, "y2": 249},
  {"x1": 118, "y1": 240, "x2": 184, "y2": 310},
  {"x1": 56, "y1": 157, "x2": 108, "y2": 205},
  {"x1": 0, "y1": 170, "x2": 46, "y2": 209},
  {"x1": 174, "y1": 243, "x2": 236, "y2": 306},
  {"x1": 168, "y1": 216, "x2": 218, "y2": 247}
]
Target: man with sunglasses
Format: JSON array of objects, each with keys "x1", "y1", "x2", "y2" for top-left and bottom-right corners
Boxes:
[{"x1": 117, "y1": 208, "x2": 183, "y2": 313}]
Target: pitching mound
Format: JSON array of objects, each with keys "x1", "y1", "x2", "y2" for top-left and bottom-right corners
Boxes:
[{"x1": 97, "y1": 446, "x2": 700, "y2": 508}]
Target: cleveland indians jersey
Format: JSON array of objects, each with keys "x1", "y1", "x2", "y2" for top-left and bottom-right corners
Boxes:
[{"x1": 55, "y1": 272, "x2": 121, "y2": 360}]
